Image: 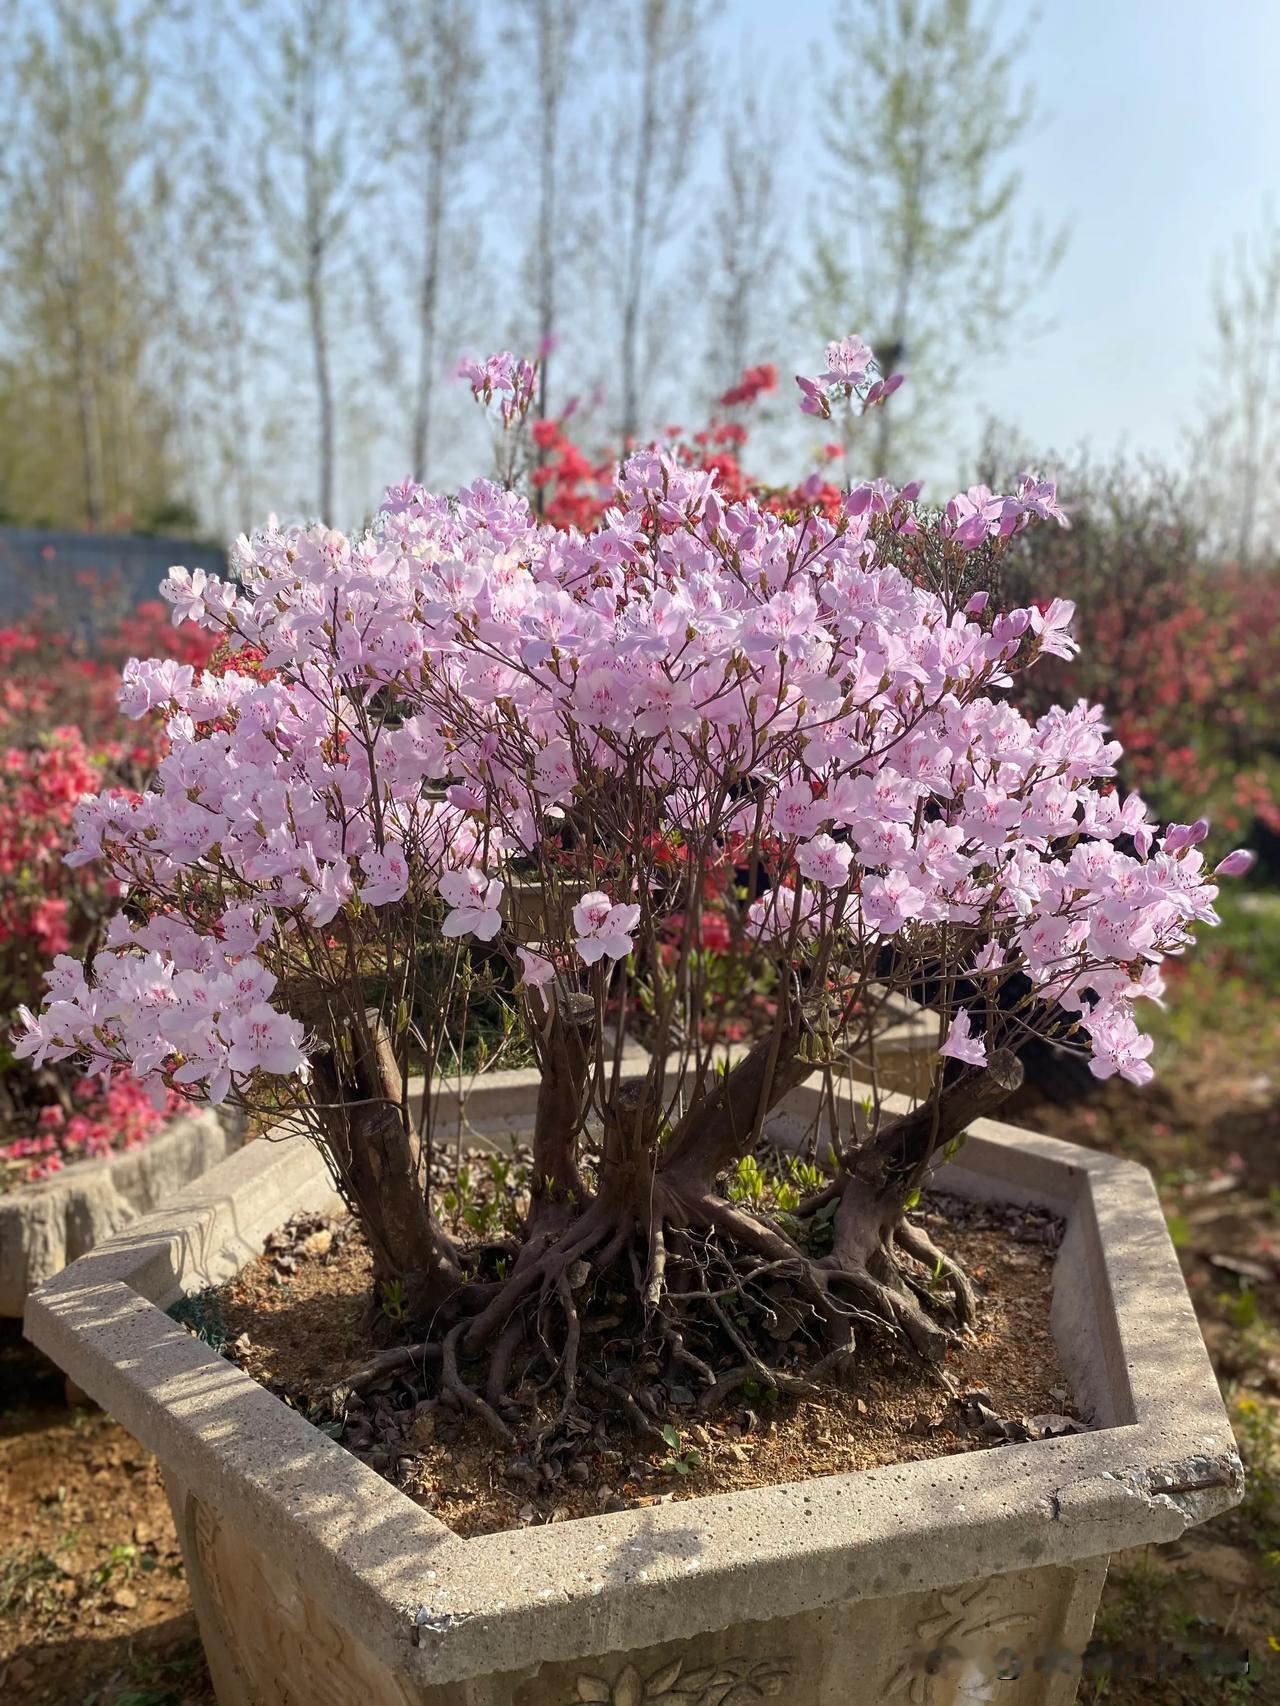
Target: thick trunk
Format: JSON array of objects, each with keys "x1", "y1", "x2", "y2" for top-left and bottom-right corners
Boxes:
[
  {"x1": 850, "y1": 1048, "x2": 1024, "y2": 1206},
  {"x1": 528, "y1": 996, "x2": 589, "y2": 1221},
  {"x1": 308, "y1": 1009, "x2": 460, "y2": 1314},
  {"x1": 659, "y1": 1029, "x2": 813, "y2": 1193}
]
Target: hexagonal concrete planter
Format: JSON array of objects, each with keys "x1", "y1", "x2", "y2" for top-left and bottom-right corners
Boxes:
[
  {"x1": 24, "y1": 1077, "x2": 1241, "y2": 1706},
  {"x1": 0, "y1": 1105, "x2": 241, "y2": 1317}
]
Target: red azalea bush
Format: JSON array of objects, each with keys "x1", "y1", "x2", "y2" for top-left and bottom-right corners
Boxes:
[
  {"x1": 989, "y1": 459, "x2": 1280, "y2": 853},
  {"x1": 0, "y1": 577, "x2": 217, "y2": 1187},
  {"x1": 530, "y1": 367, "x2": 845, "y2": 532}
]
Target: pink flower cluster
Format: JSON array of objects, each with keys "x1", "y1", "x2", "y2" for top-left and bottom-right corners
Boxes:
[
  {"x1": 942, "y1": 477, "x2": 1070, "y2": 550},
  {"x1": 796, "y1": 335, "x2": 904, "y2": 419},
  {"x1": 13, "y1": 367, "x2": 1255, "y2": 1105},
  {"x1": 457, "y1": 350, "x2": 538, "y2": 426}
]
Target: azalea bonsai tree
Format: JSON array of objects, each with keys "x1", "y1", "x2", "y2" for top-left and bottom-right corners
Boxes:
[{"x1": 16, "y1": 340, "x2": 1253, "y2": 1445}]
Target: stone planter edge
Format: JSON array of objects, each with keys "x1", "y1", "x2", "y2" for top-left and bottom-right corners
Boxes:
[{"x1": 23, "y1": 1075, "x2": 1243, "y2": 1693}]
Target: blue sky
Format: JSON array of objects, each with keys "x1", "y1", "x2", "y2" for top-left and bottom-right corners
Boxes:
[{"x1": 729, "y1": 0, "x2": 1279, "y2": 475}]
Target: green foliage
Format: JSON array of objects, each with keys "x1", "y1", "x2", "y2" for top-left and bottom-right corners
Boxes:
[
  {"x1": 1233, "y1": 1395, "x2": 1280, "y2": 1572},
  {"x1": 729, "y1": 1153, "x2": 768, "y2": 1207},
  {"x1": 166, "y1": 1290, "x2": 228, "y2": 1355},
  {"x1": 658, "y1": 1422, "x2": 704, "y2": 1476},
  {"x1": 0, "y1": 1538, "x2": 75, "y2": 1618},
  {"x1": 1149, "y1": 891, "x2": 1280, "y2": 1071},
  {"x1": 0, "y1": 2, "x2": 187, "y2": 529},
  {"x1": 379, "y1": 1277, "x2": 409, "y2": 1324}
]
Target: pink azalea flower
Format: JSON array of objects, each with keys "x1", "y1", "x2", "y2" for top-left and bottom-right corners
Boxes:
[
  {"x1": 359, "y1": 845, "x2": 409, "y2": 907},
  {"x1": 438, "y1": 869, "x2": 504, "y2": 941},
  {"x1": 796, "y1": 833, "x2": 854, "y2": 889},
  {"x1": 572, "y1": 891, "x2": 640, "y2": 965},
  {"x1": 226, "y1": 1004, "x2": 306, "y2": 1078},
  {"x1": 117, "y1": 657, "x2": 195, "y2": 719},
  {"x1": 517, "y1": 947, "x2": 555, "y2": 989},
  {"x1": 939, "y1": 1010, "x2": 988, "y2": 1069},
  {"x1": 1087, "y1": 1009, "x2": 1155, "y2": 1086},
  {"x1": 1215, "y1": 849, "x2": 1256, "y2": 877},
  {"x1": 771, "y1": 781, "x2": 824, "y2": 840}
]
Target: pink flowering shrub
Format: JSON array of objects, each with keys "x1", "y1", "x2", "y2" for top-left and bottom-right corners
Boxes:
[{"x1": 13, "y1": 345, "x2": 1253, "y2": 1425}]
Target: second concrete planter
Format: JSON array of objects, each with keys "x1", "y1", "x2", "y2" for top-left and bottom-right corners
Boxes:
[
  {"x1": 0, "y1": 1105, "x2": 240, "y2": 1317},
  {"x1": 25, "y1": 1080, "x2": 1241, "y2": 1705}
]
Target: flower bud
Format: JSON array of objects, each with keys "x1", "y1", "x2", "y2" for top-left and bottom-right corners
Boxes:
[{"x1": 1215, "y1": 849, "x2": 1256, "y2": 878}]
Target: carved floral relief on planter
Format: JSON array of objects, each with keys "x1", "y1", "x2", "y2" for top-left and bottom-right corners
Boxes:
[
  {"x1": 185, "y1": 1492, "x2": 419, "y2": 1706},
  {"x1": 888, "y1": 1577, "x2": 1036, "y2": 1704},
  {"x1": 568, "y1": 1655, "x2": 792, "y2": 1704}
]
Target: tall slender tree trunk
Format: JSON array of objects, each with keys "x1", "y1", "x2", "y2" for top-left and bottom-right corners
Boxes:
[
  {"x1": 301, "y1": 42, "x2": 334, "y2": 522},
  {"x1": 619, "y1": 5, "x2": 660, "y2": 445},
  {"x1": 68, "y1": 312, "x2": 104, "y2": 526},
  {"x1": 410, "y1": 162, "x2": 444, "y2": 483},
  {"x1": 532, "y1": 2, "x2": 558, "y2": 508},
  {"x1": 307, "y1": 243, "x2": 334, "y2": 520},
  {"x1": 60, "y1": 181, "x2": 105, "y2": 526}
]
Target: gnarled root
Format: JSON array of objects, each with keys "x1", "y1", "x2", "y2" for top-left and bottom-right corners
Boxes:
[
  {"x1": 893, "y1": 1218, "x2": 978, "y2": 1328},
  {"x1": 387, "y1": 1168, "x2": 974, "y2": 1458}
]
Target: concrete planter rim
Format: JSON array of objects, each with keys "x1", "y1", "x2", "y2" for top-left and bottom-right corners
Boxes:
[{"x1": 24, "y1": 1073, "x2": 1242, "y2": 1689}]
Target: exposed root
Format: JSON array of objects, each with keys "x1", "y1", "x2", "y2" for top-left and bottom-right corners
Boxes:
[
  {"x1": 644, "y1": 1216, "x2": 668, "y2": 1311},
  {"x1": 583, "y1": 1366, "x2": 671, "y2": 1451},
  {"x1": 552, "y1": 1268, "x2": 582, "y2": 1403},
  {"x1": 894, "y1": 1220, "x2": 978, "y2": 1327},
  {"x1": 485, "y1": 1313, "x2": 527, "y2": 1406},
  {"x1": 460, "y1": 1200, "x2": 613, "y2": 1352},
  {"x1": 442, "y1": 1320, "x2": 513, "y2": 1442},
  {"x1": 368, "y1": 1166, "x2": 976, "y2": 1458},
  {"x1": 341, "y1": 1338, "x2": 442, "y2": 1397},
  {"x1": 697, "y1": 1291, "x2": 819, "y2": 1409}
]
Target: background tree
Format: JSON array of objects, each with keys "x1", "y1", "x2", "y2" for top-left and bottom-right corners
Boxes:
[
  {"x1": 605, "y1": 0, "x2": 719, "y2": 443},
  {"x1": 0, "y1": 0, "x2": 180, "y2": 529},
  {"x1": 504, "y1": 1, "x2": 594, "y2": 433},
  {"x1": 248, "y1": 0, "x2": 381, "y2": 522},
  {"x1": 496, "y1": 0, "x2": 618, "y2": 520},
  {"x1": 701, "y1": 81, "x2": 789, "y2": 402},
  {"x1": 806, "y1": 0, "x2": 1066, "y2": 479},
  {"x1": 1197, "y1": 214, "x2": 1280, "y2": 569},
  {"x1": 376, "y1": 0, "x2": 485, "y2": 485}
]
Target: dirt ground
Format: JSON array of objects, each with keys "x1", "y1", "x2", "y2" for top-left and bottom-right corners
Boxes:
[{"x1": 0, "y1": 1327, "x2": 214, "y2": 1705}]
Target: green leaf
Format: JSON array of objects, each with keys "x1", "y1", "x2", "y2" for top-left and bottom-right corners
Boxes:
[{"x1": 660, "y1": 1423, "x2": 681, "y2": 1450}]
